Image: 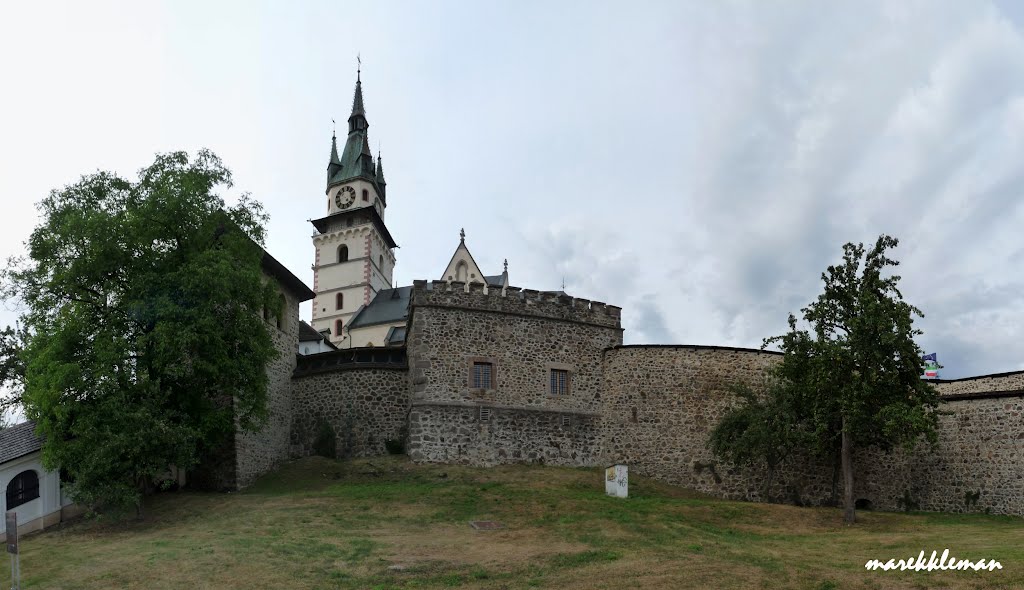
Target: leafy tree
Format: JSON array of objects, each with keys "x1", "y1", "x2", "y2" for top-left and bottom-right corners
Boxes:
[
  {"x1": 0, "y1": 323, "x2": 27, "y2": 425},
  {"x1": 708, "y1": 381, "x2": 805, "y2": 500},
  {"x1": 1, "y1": 150, "x2": 280, "y2": 515},
  {"x1": 711, "y1": 235, "x2": 941, "y2": 523}
]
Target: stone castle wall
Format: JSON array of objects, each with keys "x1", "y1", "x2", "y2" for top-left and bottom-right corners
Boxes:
[
  {"x1": 290, "y1": 359, "x2": 409, "y2": 459},
  {"x1": 234, "y1": 288, "x2": 302, "y2": 489},
  {"x1": 230, "y1": 278, "x2": 1024, "y2": 515},
  {"x1": 855, "y1": 394, "x2": 1024, "y2": 515},
  {"x1": 405, "y1": 280, "x2": 621, "y2": 465},
  {"x1": 601, "y1": 345, "x2": 1024, "y2": 515},
  {"x1": 934, "y1": 371, "x2": 1024, "y2": 396}
]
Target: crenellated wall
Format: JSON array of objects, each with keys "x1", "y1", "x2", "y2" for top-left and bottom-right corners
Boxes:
[
  {"x1": 405, "y1": 280, "x2": 622, "y2": 465},
  {"x1": 227, "y1": 276, "x2": 1024, "y2": 517}
]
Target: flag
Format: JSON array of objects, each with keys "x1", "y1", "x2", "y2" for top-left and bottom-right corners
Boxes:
[
  {"x1": 922, "y1": 352, "x2": 937, "y2": 362},
  {"x1": 922, "y1": 352, "x2": 939, "y2": 379}
]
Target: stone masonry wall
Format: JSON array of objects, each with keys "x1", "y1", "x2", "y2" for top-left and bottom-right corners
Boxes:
[
  {"x1": 234, "y1": 287, "x2": 302, "y2": 489},
  {"x1": 602, "y1": 345, "x2": 1024, "y2": 515},
  {"x1": 290, "y1": 366, "x2": 409, "y2": 458},
  {"x1": 855, "y1": 394, "x2": 1024, "y2": 515},
  {"x1": 408, "y1": 404, "x2": 602, "y2": 466},
  {"x1": 406, "y1": 280, "x2": 621, "y2": 465},
  {"x1": 601, "y1": 345, "x2": 836, "y2": 505},
  {"x1": 934, "y1": 372, "x2": 1024, "y2": 396}
]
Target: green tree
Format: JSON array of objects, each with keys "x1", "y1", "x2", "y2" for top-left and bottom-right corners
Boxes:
[
  {"x1": 711, "y1": 235, "x2": 941, "y2": 523},
  {"x1": 708, "y1": 381, "x2": 805, "y2": 500},
  {"x1": 0, "y1": 323, "x2": 27, "y2": 428},
  {"x1": 2, "y1": 150, "x2": 280, "y2": 515}
]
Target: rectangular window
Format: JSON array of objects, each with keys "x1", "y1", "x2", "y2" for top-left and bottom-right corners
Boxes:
[
  {"x1": 550, "y1": 369, "x2": 569, "y2": 395},
  {"x1": 472, "y1": 362, "x2": 493, "y2": 389}
]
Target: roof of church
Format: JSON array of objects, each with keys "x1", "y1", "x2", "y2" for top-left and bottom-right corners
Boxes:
[
  {"x1": 0, "y1": 420, "x2": 43, "y2": 465},
  {"x1": 347, "y1": 285, "x2": 413, "y2": 329}
]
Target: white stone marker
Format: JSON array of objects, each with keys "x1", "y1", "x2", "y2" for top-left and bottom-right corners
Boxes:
[{"x1": 605, "y1": 464, "x2": 628, "y2": 498}]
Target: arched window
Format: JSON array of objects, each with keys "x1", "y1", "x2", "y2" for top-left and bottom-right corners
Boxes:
[
  {"x1": 335, "y1": 319, "x2": 343, "y2": 338},
  {"x1": 456, "y1": 261, "x2": 468, "y2": 282},
  {"x1": 362, "y1": 189, "x2": 369, "y2": 202},
  {"x1": 337, "y1": 244, "x2": 348, "y2": 263},
  {"x1": 336, "y1": 292, "x2": 344, "y2": 310},
  {"x1": 6, "y1": 470, "x2": 40, "y2": 510},
  {"x1": 379, "y1": 255, "x2": 383, "y2": 269}
]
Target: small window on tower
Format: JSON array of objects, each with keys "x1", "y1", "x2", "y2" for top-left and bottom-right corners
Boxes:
[
  {"x1": 379, "y1": 254, "x2": 383, "y2": 268},
  {"x1": 362, "y1": 189, "x2": 369, "y2": 201},
  {"x1": 335, "y1": 319, "x2": 343, "y2": 338},
  {"x1": 336, "y1": 292, "x2": 344, "y2": 310},
  {"x1": 338, "y1": 244, "x2": 348, "y2": 263}
]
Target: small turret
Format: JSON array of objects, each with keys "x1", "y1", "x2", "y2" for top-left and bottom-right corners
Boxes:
[
  {"x1": 326, "y1": 132, "x2": 341, "y2": 188},
  {"x1": 376, "y1": 152, "x2": 386, "y2": 199}
]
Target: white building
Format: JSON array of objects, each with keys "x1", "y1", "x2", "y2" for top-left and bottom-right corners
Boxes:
[{"x1": 0, "y1": 421, "x2": 78, "y2": 535}]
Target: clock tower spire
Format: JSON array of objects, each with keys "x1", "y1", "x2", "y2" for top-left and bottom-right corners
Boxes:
[{"x1": 310, "y1": 65, "x2": 398, "y2": 346}]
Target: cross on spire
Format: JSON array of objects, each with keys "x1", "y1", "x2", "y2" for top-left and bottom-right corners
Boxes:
[{"x1": 460, "y1": 228, "x2": 466, "y2": 243}]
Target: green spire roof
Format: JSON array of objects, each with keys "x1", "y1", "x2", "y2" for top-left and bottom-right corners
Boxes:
[
  {"x1": 329, "y1": 132, "x2": 340, "y2": 164},
  {"x1": 326, "y1": 70, "x2": 386, "y2": 204},
  {"x1": 350, "y1": 76, "x2": 366, "y2": 120},
  {"x1": 376, "y1": 152, "x2": 386, "y2": 185}
]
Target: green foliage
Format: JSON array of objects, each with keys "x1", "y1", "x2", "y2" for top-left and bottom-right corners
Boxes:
[
  {"x1": 313, "y1": 420, "x2": 337, "y2": 459},
  {"x1": 0, "y1": 324, "x2": 28, "y2": 423},
  {"x1": 708, "y1": 381, "x2": 806, "y2": 497},
  {"x1": 897, "y1": 489, "x2": 920, "y2": 512},
  {"x1": 964, "y1": 490, "x2": 981, "y2": 508},
  {"x1": 2, "y1": 150, "x2": 279, "y2": 513},
  {"x1": 711, "y1": 235, "x2": 941, "y2": 522},
  {"x1": 767, "y1": 235, "x2": 941, "y2": 452}
]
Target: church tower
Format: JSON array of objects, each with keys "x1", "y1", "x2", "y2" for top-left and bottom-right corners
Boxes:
[{"x1": 310, "y1": 69, "x2": 397, "y2": 346}]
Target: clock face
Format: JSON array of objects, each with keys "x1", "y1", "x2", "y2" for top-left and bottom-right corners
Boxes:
[{"x1": 334, "y1": 186, "x2": 356, "y2": 209}]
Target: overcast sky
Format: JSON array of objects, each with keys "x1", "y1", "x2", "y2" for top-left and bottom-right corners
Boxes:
[{"x1": 3, "y1": 0, "x2": 1024, "y2": 384}]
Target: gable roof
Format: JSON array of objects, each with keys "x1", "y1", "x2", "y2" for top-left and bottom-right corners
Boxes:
[
  {"x1": 0, "y1": 421, "x2": 43, "y2": 465},
  {"x1": 299, "y1": 320, "x2": 327, "y2": 342},
  {"x1": 347, "y1": 286, "x2": 413, "y2": 329}
]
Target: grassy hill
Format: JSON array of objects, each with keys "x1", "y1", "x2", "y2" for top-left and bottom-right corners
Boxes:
[{"x1": 2, "y1": 456, "x2": 1021, "y2": 589}]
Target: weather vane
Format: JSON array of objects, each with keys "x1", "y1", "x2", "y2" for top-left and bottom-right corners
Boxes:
[{"x1": 357, "y1": 53, "x2": 362, "y2": 81}]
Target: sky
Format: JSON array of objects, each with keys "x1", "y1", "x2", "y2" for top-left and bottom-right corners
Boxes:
[{"x1": 2, "y1": 0, "x2": 1024, "y2": 391}]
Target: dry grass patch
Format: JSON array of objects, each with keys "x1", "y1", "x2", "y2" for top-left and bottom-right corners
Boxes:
[{"x1": 2, "y1": 455, "x2": 1022, "y2": 589}]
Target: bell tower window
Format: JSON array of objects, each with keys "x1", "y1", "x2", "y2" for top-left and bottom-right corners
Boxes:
[
  {"x1": 362, "y1": 189, "x2": 369, "y2": 201},
  {"x1": 336, "y1": 292, "x2": 344, "y2": 310},
  {"x1": 338, "y1": 244, "x2": 348, "y2": 263}
]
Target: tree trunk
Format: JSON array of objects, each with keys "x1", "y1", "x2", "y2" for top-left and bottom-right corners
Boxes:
[{"x1": 841, "y1": 417, "x2": 856, "y2": 524}]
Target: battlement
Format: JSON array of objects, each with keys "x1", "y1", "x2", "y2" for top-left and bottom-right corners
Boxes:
[{"x1": 410, "y1": 279, "x2": 622, "y2": 329}]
